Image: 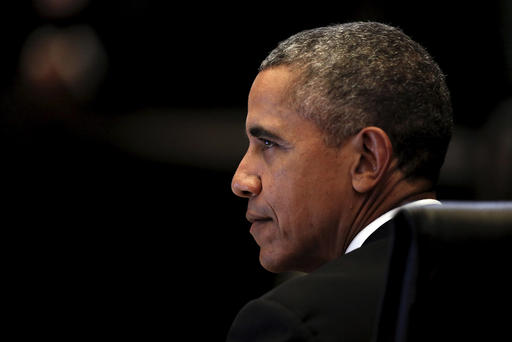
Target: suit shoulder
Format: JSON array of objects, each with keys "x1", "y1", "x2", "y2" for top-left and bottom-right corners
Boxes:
[
  {"x1": 266, "y1": 237, "x2": 391, "y2": 301},
  {"x1": 227, "y1": 237, "x2": 392, "y2": 342},
  {"x1": 227, "y1": 297, "x2": 313, "y2": 342},
  {"x1": 260, "y1": 238, "x2": 391, "y2": 340}
]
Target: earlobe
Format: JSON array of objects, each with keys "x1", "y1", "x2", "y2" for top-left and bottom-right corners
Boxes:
[{"x1": 351, "y1": 127, "x2": 393, "y2": 193}]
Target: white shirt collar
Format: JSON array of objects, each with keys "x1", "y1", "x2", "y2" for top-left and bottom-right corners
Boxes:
[{"x1": 344, "y1": 199, "x2": 441, "y2": 254}]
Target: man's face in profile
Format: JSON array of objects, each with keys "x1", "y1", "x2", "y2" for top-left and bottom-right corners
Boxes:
[{"x1": 231, "y1": 66, "x2": 357, "y2": 273}]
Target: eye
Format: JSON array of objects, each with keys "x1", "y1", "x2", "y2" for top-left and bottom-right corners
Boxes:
[{"x1": 260, "y1": 138, "x2": 276, "y2": 149}]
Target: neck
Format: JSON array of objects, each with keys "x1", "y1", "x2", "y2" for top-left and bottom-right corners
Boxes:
[{"x1": 342, "y1": 170, "x2": 435, "y2": 253}]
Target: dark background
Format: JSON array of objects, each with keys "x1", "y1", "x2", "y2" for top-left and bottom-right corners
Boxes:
[{"x1": 2, "y1": 1, "x2": 511, "y2": 339}]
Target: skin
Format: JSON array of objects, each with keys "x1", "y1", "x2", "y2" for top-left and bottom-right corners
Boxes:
[{"x1": 231, "y1": 66, "x2": 435, "y2": 273}]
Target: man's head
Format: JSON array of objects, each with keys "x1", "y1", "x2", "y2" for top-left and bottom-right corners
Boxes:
[
  {"x1": 231, "y1": 22, "x2": 453, "y2": 273},
  {"x1": 261, "y1": 21, "x2": 452, "y2": 183}
]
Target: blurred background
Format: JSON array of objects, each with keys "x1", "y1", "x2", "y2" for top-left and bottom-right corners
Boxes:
[{"x1": 2, "y1": 0, "x2": 511, "y2": 339}]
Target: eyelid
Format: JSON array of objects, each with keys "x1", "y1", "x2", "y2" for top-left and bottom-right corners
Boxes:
[
  {"x1": 247, "y1": 126, "x2": 283, "y2": 145},
  {"x1": 259, "y1": 137, "x2": 277, "y2": 149}
]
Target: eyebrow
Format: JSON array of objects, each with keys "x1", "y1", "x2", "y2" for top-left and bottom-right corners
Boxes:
[{"x1": 248, "y1": 125, "x2": 284, "y2": 142}]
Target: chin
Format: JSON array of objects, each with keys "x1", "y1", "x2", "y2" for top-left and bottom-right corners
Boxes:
[
  {"x1": 259, "y1": 253, "x2": 289, "y2": 273},
  {"x1": 259, "y1": 252, "x2": 315, "y2": 274}
]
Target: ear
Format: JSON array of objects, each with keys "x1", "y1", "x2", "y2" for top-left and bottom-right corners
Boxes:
[{"x1": 351, "y1": 127, "x2": 393, "y2": 193}]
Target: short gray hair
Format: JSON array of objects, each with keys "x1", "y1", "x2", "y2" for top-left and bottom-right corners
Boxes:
[{"x1": 260, "y1": 22, "x2": 453, "y2": 183}]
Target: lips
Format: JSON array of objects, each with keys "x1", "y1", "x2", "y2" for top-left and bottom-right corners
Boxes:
[
  {"x1": 246, "y1": 211, "x2": 273, "y2": 224},
  {"x1": 246, "y1": 211, "x2": 274, "y2": 244},
  {"x1": 245, "y1": 210, "x2": 272, "y2": 223}
]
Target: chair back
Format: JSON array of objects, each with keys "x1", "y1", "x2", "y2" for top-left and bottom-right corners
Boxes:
[{"x1": 375, "y1": 202, "x2": 512, "y2": 342}]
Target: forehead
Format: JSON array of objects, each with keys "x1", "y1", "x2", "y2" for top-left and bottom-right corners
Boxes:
[
  {"x1": 248, "y1": 67, "x2": 295, "y2": 106},
  {"x1": 246, "y1": 67, "x2": 303, "y2": 134}
]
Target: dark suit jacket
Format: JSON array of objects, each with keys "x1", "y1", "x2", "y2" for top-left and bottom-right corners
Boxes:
[{"x1": 226, "y1": 222, "x2": 393, "y2": 342}]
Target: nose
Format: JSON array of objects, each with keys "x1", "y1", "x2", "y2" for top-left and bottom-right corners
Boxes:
[{"x1": 231, "y1": 161, "x2": 262, "y2": 198}]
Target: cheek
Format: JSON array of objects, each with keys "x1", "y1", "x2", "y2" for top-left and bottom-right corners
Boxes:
[
  {"x1": 273, "y1": 166, "x2": 349, "y2": 239},
  {"x1": 259, "y1": 174, "x2": 310, "y2": 251},
  {"x1": 271, "y1": 180, "x2": 319, "y2": 241},
  {"x1": 264, "y1": 148, "x2": 349, "y2": 219}
]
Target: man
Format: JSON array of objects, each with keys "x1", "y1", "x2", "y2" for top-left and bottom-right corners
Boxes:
[{"x1": 228, "y1": 22, "x2": 453, "y2": 341}]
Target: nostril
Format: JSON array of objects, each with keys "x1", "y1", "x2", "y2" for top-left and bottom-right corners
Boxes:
[
  {"x1": 232, "y1": 181, "x2": 251, "y2": 198},
  {"x1": 231, "y1": 175, "x2": 261, "y2": 198}
]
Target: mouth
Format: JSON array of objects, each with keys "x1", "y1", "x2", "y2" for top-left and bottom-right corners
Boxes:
[
  {"x1": 248, "y1": 217, "x2": 273, "y2": 226},
  {"x1": 251, "y1": 218, "x2": 272, "y2": 226},
  {"x1": 246, "y1": 212, "x2": 273, "y2": 224},
  {"x1": 248, "y1": 217, "x2": 273, "y2": 238}
]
